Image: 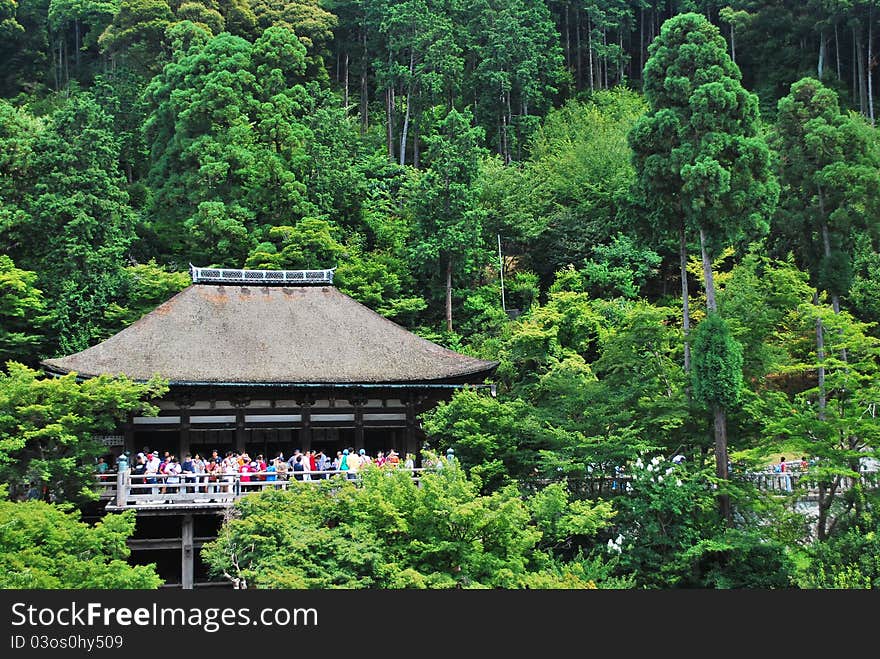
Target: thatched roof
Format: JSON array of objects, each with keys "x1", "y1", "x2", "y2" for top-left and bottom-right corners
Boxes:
[{"x1": 42, "y1": 285, "x2": 498, "y2": 385}]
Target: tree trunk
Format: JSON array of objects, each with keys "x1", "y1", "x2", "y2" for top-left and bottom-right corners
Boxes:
[
  {"x1": 640, "y1": 7, "x2": 645, "y2": 77},
  {"x1": 680, "y1": 222, "x2": 691, "y2": 374},
  {"x1": 603, "y1": 28, "x2": 608, "y2": 89},
  {"x1": 75, "y1": 19, "x2": 81, "y2": 73},
  {"x1": 577, "y1": 9, "x2": 583, "y2": 91},
  {"x1": 730, "y1": 24, "x2": 736, "y2": 66},
  {"x1": 713, "y1": 404, "x2": 731, "y2": 523},
  {"x1": 818, "y1": 189, "x2": 847, "y2": 363},
  {"x1": 360, "y1": 28, "x2": 369, "y2": 134},
  {"x1": 835, "y1": 23, "x2": 841, "y2": 80},
  {"x1": 699, "y1": 226, "x2": 717, "y2": 313},
  {"x1": 868, "y1": 8, "x2": 875, "y2": 126},
  {"x1": 386, "y1": 86, "x2": 394, "y2": 160},
  {"x1": 586, "y1": 14, "x2": 593, "y2": 92},
  {"x1": 445, "y1": 257, "x2": 453, "y2": 332},
  {"x1": 565, "y1": 4, "x2": 571, "y2": 73},
  {"x1": 815, "y1": 291, "x2": 827, "y2": 420},
  {"x1": 400, "y1": 50, "x2": 414, "y2": 166},
  {"x1": 700, "y1": 226, "x2": 730, "y2": 523},
  {"x1": 343, "y1": 51, "x2": 349, "y2": 109},
  {"x1": 413, "y1": 121, "x2": 420, "y2": 169},
  {"x1": 857, "y1": 26, "x2": 869, "y2": 116},
  {"x1": 818, "y1": 31, "x2": 826, "y2": 78}
]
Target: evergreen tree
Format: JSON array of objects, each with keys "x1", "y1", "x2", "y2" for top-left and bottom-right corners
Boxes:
[{"x1": 629, "y1": 12, "x2": 778, "y2": 521}]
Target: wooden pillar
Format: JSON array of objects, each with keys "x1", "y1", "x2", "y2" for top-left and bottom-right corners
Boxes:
[
  {"x1": 298, "y1": 400, "x2": 312, "y2": 452},
  {"x1": 123, "y1": 414, "x2": 134, "y2": 454},
  {"x1": 405, "y1": 400, "x2": 418, "y2": 462},
  {"x1": 179, "y1": 408, "x2": 191, "y2": 458},
  {"x1": 235, "y1": 410, "x2": 246, "y2": 453},
  {"x1": 353, "y1": 399, "x2": 365, "y2": 451},
  {"x1": 181, "y1": 514, "x2": 194, "y2": 590}
]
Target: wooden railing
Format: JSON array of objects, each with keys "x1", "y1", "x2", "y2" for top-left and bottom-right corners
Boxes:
[{"x1": 107, "y1": 467, "x2": 429, "y2": 507}]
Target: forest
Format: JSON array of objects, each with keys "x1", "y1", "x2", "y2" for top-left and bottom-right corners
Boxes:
[{"x1": 1, "y1": 1, "x2": 879, "y2": 589}]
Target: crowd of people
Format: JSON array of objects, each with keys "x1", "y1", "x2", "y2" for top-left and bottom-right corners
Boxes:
[{"x1": 121, "y1": 446, "x2": 424, "y2": 499}]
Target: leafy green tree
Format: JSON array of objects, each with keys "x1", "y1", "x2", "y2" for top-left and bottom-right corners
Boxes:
[
  {"x1": 97, "y1": 0, "x2": 174, "y2": 76},
  {"x1": 770, "y1": 77, "x2": 880, "y2": 420},
  {"x1": 606, "y1": 453, "x2": 788, "y2": 588},
  {"x1": 0, "y1": 256, "x2": 47, "y2": 368},
  {"x1": 13, "y1": 93, "x2": 137, "y2": 354},
  {"x1": 464, "y1": 0, "x2": 566, "y2": 162},
  {"x1": 0, "y1": 488, "x2": 162, "y2": 588},
  {"x1": 515, "y1": 89, "x2": 646, "y2": 288},
  {"x1": 334, "y1": 246, "x2": 427, "y2": 324},
  {"x1": 771, "y1": 77, "x2": 880, "y2": 315},
  {"x1": 690, "y1": 312, "x2": 744, "y2": 431},
  {"x1": 421, "y1": 389, "x2": 550, "y2": 491},
  {"x1": 250, "y1": 0, "x2": 338, "y2": 80},
  {"x1": 580, "y1": 233, "x2": 661, "y2": 300},
  {"x1": 630, "y1": 13, "x2": 778, "y2": 520},
  {"x1": 175, "y1": 0, "x2": 225, "y2": 35},
  {"x1": 0, "y1": 0, "x2": 52, "y2": 95},
  {"x1": 407, "y1": 107, "x2": 487, "y2": 332},
  {"x1": 202, "y1": 463, "x2": 615, "y2": 588},
  {"x1": 0, "y1": 363, "x2": 166, "y2": 503},
  {"x1": 0, "y1": 100, "x2": 40, "y2": 252},
  {"x1": 101, "y1": 259, "x2": 190, "y2": 336},
  {"x1": 796, "y1": 512, "x2": 880, "y2": 588},
  {"x1": 763, "y1": 303, "x2": 880, "y2": 540},
  {"x1": 245, "y1": 217, "x2": 345, "y2": 270},
  {"x1": 144, "y1": 26, "x2": 318, "y2": 266}
]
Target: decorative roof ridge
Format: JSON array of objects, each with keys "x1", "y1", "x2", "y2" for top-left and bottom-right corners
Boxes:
[{"x1": 189, "y1": 264, "x2": 336, "y2": 286}]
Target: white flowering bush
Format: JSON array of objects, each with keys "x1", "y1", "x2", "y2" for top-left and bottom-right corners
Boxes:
[{"x1": 606, "y1": 452, "x2": 722, "y2": 587}]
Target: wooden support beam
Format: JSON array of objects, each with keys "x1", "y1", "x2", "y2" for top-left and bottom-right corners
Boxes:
[
  {"x1": 128, "y1": 537, "x2": 212, "y2": 551},
  {"x1": 181, "y1": 514, "x2": 194, "y2": 590}
]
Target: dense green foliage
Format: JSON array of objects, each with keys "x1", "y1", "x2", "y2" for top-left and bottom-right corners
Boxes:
[
  {"x1": 1, "y1": 1, "x2": 879, "y2": 589},
  {"x1": 0, "y1": 486, "x2": 162, "y2": 588},
  {"x1": 0, "y1": 363, "x2": 166, "y2": 503},
  {"x1": 202, "y1": 461, "x2": 626, "y2": 588}
]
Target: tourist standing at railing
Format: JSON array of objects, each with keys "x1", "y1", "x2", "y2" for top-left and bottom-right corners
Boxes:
[
  {"x1": 339, "y1": 449, "x2": 350, "y2": 478},
  {"x1": 182, "y1": 454, "x2": 196, "y2": 493},
  {"x1": 165, "y1": 457, "x2": 182, "y2": 501},
  {"x1": 347, "y1": 449, "x2": 361, "y2": 480},
  {"x1": 359, "y1": 449, "x2": 372, "y2": 468},
  {"x1": 205, "y1": 456, "x2": 219, "y2": 493},
  {"x1": 192, "y1": 453, "x2": 207, "y2": 492},
  {"x1": 132, "y1": 455, "x2": 147, "y2": 486},
  {"x1": 387, "y1": 450, "x2": 400, "y2": 469},
  {"x1": 776, "y1": 457, "x2": 792, "y2": 492},
  {"x1": 265, "y1": 459, "x2": 277, "y2": 487},
  {"x1": 315, "y1": 450, "x2": 329, "y2": 478},
  {"x1": 145, "y1": 452, "x2": 161, "y2": 495},
  {"x1": 223, "y1": 453, "x2": 238, "y2": 495},
  {"x1": 301, "y1": 453, "x2": 312, "y2": 481},
  {"x1": 292, "y1": 455, "x2": 306, "y2": 481}
]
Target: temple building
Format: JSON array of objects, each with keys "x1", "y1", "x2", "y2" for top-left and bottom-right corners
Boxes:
[{"x1": 42, "y1": 266, "x2": 499, "y2": 463}]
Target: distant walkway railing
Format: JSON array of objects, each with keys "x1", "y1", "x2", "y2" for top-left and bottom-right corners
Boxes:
[
  {"x1": 104, "y1": 467, "x2": 428, "y2": 508},
  {"x1": 742, "y1": 469, "x2": 879, "y2": 494},
  {"x1": 519, "y1": 469, "x2": 880, "y2": 498}
]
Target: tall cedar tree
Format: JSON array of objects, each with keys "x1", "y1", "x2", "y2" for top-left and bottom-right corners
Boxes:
[
  {"x1": 629, "y1": 13, "x2": 778, "y2": 521},
  {"x1": 770, "y1": 77, "x2": 880, "y2": 416}
]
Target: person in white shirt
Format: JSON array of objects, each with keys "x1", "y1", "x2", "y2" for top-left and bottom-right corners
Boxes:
[{"x1": 145, "y1": 452, "x2": 162, "y2": 496}]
